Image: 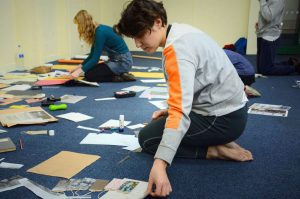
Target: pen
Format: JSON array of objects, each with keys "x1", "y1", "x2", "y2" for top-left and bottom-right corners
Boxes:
[
  {"x1": 100, "y1": 127, "x2": 119, "y2": 130},
  {"x1": 19, "y1": 139, "x2": 23, "y2": 150}
]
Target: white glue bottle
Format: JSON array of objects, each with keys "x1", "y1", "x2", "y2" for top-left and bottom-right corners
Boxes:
[{"x1": 119, "y1": 114, "x2": 124, "y2": 132}]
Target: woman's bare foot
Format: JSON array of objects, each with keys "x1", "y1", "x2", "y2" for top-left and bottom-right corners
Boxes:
[
  {"x1": 207, "y1": 144, "x2": 253, "y2": 161},
  {"x1": 225, "y1": 142, "x2": 246, "y2": 150}
]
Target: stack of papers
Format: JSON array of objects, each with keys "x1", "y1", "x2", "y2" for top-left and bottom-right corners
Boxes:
[
  {"x1": 248, "y1": 103, "x2": 291, "y2": 117},
  {"x1": 0, "y1": 107, "x2": 58, "y2": 127}
]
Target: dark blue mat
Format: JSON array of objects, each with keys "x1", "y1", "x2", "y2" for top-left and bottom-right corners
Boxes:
[{"x1": 0, "y1": 54, "x2": 299, "y2": 199}]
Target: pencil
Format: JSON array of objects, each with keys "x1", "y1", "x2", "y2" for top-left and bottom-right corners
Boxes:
[
  {"x1": 19, "y1": 139, "x2": 23, "y2": 150},
  {"x1": 117, "y1": 155, "x2": 130, "y2": 165}
]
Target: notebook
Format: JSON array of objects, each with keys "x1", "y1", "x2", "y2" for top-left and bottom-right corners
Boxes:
[{"x1": 0, "y1": 137, "x2": 16, "y2": 153}]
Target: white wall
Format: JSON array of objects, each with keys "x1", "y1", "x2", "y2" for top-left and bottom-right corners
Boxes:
[
  {"x1": 0, "y1": 0, "x2": 17, "y2": 73},
  {"x1": 0, "y1": 0, "x2": 260, "y2": 73},
  {"x1": 247, "y1": 0, "x2": 260, "y2": 54}
]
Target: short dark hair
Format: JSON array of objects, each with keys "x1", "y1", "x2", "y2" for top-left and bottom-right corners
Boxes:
[{"x1": 114, "y1": 0, "x2": 167, "y2": 38}]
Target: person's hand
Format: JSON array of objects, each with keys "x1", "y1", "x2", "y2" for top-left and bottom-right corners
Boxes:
[
  {"x1": 152, "y1": 109, "x2": 168, "y2": 120},
  {"x1": 70, "y1": 67, "x2": 83, "y2": 78},
  {"x1": 147, "y1": 159, "x2": 172, "y2": 197}
]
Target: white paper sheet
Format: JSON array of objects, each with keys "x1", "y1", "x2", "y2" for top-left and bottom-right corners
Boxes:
[
  {"x1": 94, "y1": 97, "x2": 116, "y2": 101},
  {"x1": 99, "y1": 119, "x2": 131, "y2": 128},
  {"x1": 122, "y1": 143, "x2": 141, "y2": 151},
  {"x1": 80, "y1": 133, "x2": 139, "y2": 149},
  {"x1": 57, "y1": 112, "x2": 93, "y2": 122},
  {"x1": 121, "y1": 86, "x2": 150, "y2": 92},
  {"x1": 60, "y1": 95, "x2": 87, "y2": 104},
  {"x1": 139, "y1": 87, "x2": 168, "y2": 99},
  {"x1": 148, "y1": 67, "x2": 161, "y2": 72},
  {"x1": 131, "y1": 66, "x2": 149, "y2": 70},
  {"x1": 19, "y1": 178, "x2": 65, "y2": 199},
  {"x1": 140, "y1": 79, "x2": 166, "y2": 83},
  {"x1": 2, "y1": 84, "x2": 31, "y2": 91},
  {"x1": 149, "y1": 100, "x2": 168, "y2": 109},
  {"x1": 0, "y1": 129, "x2": 7, "y2": 133},
  {"x1": 126, "y1": 124, "x2": 145, "y2": 130},
  {"x1": 77, "y1": 79, "x2": 99, "y2": 87},
  {"x1": 74, "y1": 55, "x2": 109, "y2": 61},
  {"x1": 77, "y1": 125, "x2": 100, "y2": 132},
  {"x1": 0, "y1": 178, "x2": 23, "y2": 192},
  {"x1": 0, "y1": 162, "x2": 23, "y2": 169}
]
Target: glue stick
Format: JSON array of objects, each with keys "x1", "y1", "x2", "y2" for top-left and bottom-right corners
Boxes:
[
  {"x1": 49, "y1": 104, "x2": 67, "y2": 111},
  {"x1": 119, "y1": 115, "x2": 124, "y2": 132}
]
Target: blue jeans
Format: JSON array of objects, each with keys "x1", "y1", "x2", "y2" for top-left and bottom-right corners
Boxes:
[{"x1": 106, "y1": 51, "x2": 133, "y2": 75}]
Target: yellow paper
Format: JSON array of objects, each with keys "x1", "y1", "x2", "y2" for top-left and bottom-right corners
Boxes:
[
  {"x1": 3, "y1": 73, "x2": 37, "y2": 79},
  {"x1": 51, "y1": 65, "x2": 80, "y2": 73},
  {"x1": 27, "y1": 151, "x2": 100, "y2": 179},
  {"x1": 44, "y1": 76, "x2": 84, "y2": 80},
  {"x1": 130, "y1": 72, "x2": 164, "y2": 79}
]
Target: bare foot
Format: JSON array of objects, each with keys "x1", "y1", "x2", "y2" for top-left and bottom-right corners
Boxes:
[
  {"x1": 225, "y1": 142, "x2": 249, "y2": 150},
  {"x1": 207, "y1": 144, "x2": 253, "y2": 161}
]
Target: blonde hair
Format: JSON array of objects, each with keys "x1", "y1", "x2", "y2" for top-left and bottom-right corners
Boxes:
[{"x1": 73, "y1": 10, "x2": 98, "y2": 45}]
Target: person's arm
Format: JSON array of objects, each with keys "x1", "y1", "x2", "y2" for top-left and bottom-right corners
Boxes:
[
  {"x1": 259, "y1": 0, "x2": 284, "y2": 22},
  {"x1": 81, "y1": 29, "x2": 106, "y2": 72},
  {"x1": 82, "y1": 49, "x2": 92, "y2": 66},
  {"x1": 147, "y1": 45, "x2": 196, "y2": 197},
  {"x1": 154, "y1": 57, "x2": 195, "y2": 165}
]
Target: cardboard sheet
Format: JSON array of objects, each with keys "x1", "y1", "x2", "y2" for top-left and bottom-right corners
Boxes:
[{"x1": 27, "y1": 151, "x2": 100, "y2": 179}]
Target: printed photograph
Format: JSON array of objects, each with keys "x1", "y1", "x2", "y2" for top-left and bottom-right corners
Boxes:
[{"x1": 118, "y1": 180, "x2": 139, "y2": 193}]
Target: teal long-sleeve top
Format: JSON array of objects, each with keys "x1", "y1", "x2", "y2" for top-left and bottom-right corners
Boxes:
[{"x1": 82, "y1": 25, "x2": 129, "y2": 72}]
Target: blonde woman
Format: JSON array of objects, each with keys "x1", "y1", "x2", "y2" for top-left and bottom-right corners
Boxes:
[{"x1": 71, "y1": 10, "x2": 135, "y2": 82}]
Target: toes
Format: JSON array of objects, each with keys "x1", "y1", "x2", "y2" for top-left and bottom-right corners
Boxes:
[{"x1": 240, "y1": 150, "x2": 253, "y2": 161}]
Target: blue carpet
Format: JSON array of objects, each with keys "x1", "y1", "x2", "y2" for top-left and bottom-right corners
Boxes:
[{"x1": 0, "y1": 54, "x2": 299, "y2": 199}]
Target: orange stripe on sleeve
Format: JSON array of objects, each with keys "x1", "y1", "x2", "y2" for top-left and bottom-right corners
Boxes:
[{"x1": 163, "y1": 45, "x2": 183, "y2": 129}]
